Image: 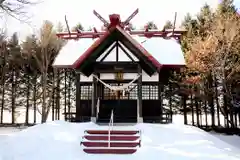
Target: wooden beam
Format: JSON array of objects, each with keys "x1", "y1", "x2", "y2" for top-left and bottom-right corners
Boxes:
[
  {"x1": 118, "y1": 42, "x2": 135, "y2": 62},
  {"x1": 100, "y1": 42, "x2": 116, "y2": 62},
  {"x1": 80, "y1": 81, "x2": 159, "y2": 85},
  {"x1": 138, "y1": 64, "x2": 142, "y2": 118},
  {"x1": 75, "y1": 72, "x2": 81, "y2": 121},
  {"x1": 116, "y1": 41, "x2": 119, "y2": 62},
  {"x1": 94, "y1": 62, "x2": 138, "y2": 73},
  {"x1": 91, "y1": 72, "x2": 97, "y2": 118},
  {"x1": 158, "y1": 72, "x2": 163, "y2": 116}
]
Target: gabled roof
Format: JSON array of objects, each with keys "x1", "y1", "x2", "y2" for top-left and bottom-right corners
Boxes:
[
  {"x1": 53, "y1": 26, "x2": 185, "y2": 76},
  {"x1": 134, "y1": 36, "x2": 185, "y2": 68},
  {"x1": 53, "y1": 38, "x2": 97, "y2": 68},
  {"x1": 71, "y1": 29, "x2": 113, "y2": 70},
  {"x1": 59, "y1": 26, "x2": 162, "y2": 76},
  {"x1": 114, "y1": 26, "x2": 162, "y2": 71}
]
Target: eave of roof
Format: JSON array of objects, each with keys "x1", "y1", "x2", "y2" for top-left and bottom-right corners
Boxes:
[
  {"x1": 72, "y1": 29, "x2": 112, "y2": 68},
  {"x1": 72, "y1": 26, "x2": 161, "y2": 76},
  {"x1": 53, "y1": 26, "x2": 186, "y2": 74},
  {"x1": 133, "y1": 36, "x2": 186, "y2": 68},
  {"x1": 52, "y1": 38, "x2": 97, "y2": 68}
]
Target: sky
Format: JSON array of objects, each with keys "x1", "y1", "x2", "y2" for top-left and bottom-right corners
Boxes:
[{"x1": 1, "y1": 0, "x2": 240, "y2": 40}]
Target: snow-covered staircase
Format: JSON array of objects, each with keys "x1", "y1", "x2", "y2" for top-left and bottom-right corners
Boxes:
[{"x1": 81, "y1": 130, "x2": 141, "y2": 154}]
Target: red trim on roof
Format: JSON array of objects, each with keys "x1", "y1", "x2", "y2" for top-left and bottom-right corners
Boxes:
[
  {"x1": 147, "y1": 56, "x2": 162, "y2": 69},
  {"x1": 116, "y1": 26, "x2": 162, "y2": 70},
  {"x1": 72, "y1": 29, "x2": 112, "y2": 68}
]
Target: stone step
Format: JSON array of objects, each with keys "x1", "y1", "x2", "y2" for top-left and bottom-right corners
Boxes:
[
  {"x1": 83, "y1": 148, "x2": 137, "y2": 154},
  {"x1": 84, "y1": 135, "x2": 139, "y2": 141},
  {"x1": 81, "y1": 141, "x2": 140, "y2": 147},
  {"x1": 85, "y1": 130, "x2": 139, "y2": 135}
]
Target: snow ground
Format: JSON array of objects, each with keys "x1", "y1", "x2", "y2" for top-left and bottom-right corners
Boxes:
[{"x1": 0, "y1": 121, "x2": 240, "y2": 160}]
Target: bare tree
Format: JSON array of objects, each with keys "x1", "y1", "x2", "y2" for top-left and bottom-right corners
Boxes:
[{"x1": 0, "y1": 0, "x2": 39, "y2": 21}]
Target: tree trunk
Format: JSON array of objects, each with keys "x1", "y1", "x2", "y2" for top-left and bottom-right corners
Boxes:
[
  {"x1": 221, "y1": 62, "x2": 235, "y2": 127},
  {"x1": 169, "y1": 83, "x2": 173, "y2": 120},
  {"x1": 194, "y1": 86, "x2": 200, "y2": 127},
  {"x1": 33, "y1": 74, "x2": 37, "y2": 123},
  {"x1": 221, "y1": 86, "x2": 234, "y2": 127},
  {"x1": 64, "y1": 71, "x2": 67, "y2": 120},
  {"x1": 52, "y1": 71, "x2": 55, "y2": 121},
  {"x1": 214, "y1": 76, "x2": 221, "y2": 126},
  {"x1": 0, "y1": 45, "x2": 6, "y2": 124},
  {"x1": 68, "y1": 74, "x2": 71, "y2": 120},
  {"x1": 41, "y1": 72, "x2": 48, "y2": 123},
  {"x1": 25, "y1": 73, "x2": 30, "y2": 125},
  {"x1": 190, "y1": 90, "x2": 194, "y2": 125},
  {"x1": 56, "y1": 70, "x2": 60, "y2": 120},
  {"x1": 0, "y1": 64, "x2": 6, "y2": 124},
  {"x1": 11, "y1": 69, "x2": 16, "y2": 124},
  {"x1": 182, "y1": 95, "x2": 187, "y2": 125},
  {"x1": 207, "y1": 73, "x2": 215, "y2": 127}
]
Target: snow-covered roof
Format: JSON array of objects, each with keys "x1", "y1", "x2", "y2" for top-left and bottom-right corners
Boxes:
[
  {"x1": 133, "y1": 36, "x2": 185, "y2": 66},
  {"x1": 53, "y1": 39, "x2": 97, "y2": 67},
  {"x1": 52, "y1": 36, "x2": 185, "y2": 67}
]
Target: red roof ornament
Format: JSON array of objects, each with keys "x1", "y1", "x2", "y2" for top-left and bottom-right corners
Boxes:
[
  {"x1": 109, "y1": 14, "x2": 121, "y2": 27},
  {"x1": 56, "y1": 9, "x2": 186, "y2": 40}
]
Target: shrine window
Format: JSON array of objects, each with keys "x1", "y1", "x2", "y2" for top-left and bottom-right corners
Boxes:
[
  {"x1": 142, "y1": 84, "x2": 159, "y2": 100},
  {"x1": 142, "y1": 85, "x2": 150, "y2": 100},
  {"x1": 103, "y1": 83, "x2": 118, "y2": 100},
  {"x1": 128, "y1": 84, "x2": 138, "y2": 100},
  {"x1": 80, "y1": 85, "x2": 92, "y2": 100},
  {"x1": 149, "y1": 85, "x2": 158, "y2": 100}
]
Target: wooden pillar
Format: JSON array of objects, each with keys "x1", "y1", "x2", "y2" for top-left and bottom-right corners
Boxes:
[
  {"x1": 75, "y1": 72, "x2": 81, "y2": 122},
  {"x1": 137, "y1": 65, "x2": 143, "y2": 122},
  {"x1": 91, "y1": 73, "x2": 97, "y2": 121},
  {"x1": 96, "y1": 73, "x2": 100, "y2": 119},
  {"x1": 158, "y1": 73, "x2": 163, "y2": 117}
]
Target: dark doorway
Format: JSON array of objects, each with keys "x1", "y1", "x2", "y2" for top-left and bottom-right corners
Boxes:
[
  {"x1": 142, "y1": 100, "x2": 162, "y2": 123},
  {"x1": 97, "y1": 100, "x2": 137, "y2": 123},
  {"x1": 97, "y1": 82, "x2": 138, "y2": 123}
]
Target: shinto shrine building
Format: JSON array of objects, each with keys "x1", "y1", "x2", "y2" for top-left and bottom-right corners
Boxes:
[{"x1": 53, "y1": 12, "x2": 186, "y2": 123}]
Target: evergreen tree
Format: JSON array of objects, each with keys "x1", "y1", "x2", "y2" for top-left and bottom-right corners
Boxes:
[
  {"x1": 145, "y1": 21, "x2": 158, "y2": 30},
  {"x1": 72, "y1": 23, "x2": 84, "y2": 32},
  {"x1": 217, "y1": 0, "x2": 236, "y2": 14},
  {"x1": 163, "y1": 20, "x2": 173, "y2": 29}
]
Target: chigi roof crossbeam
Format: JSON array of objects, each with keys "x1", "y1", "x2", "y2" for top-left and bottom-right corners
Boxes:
[{"x1": 56, "y1": 9, "x2": 186, "y2": 40}]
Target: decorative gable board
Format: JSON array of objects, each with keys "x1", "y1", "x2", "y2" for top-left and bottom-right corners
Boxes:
[
  {"x1": 118, "y1": 42, "x2": 138, "y2": 62},
  {"x1": 96, "y1": 42, "x2": 116, "y2": 61},
  {"x1": 96, "y1": 42, "x2": 139, "y2": 62}
]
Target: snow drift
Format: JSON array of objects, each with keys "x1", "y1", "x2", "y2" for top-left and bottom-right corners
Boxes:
[{"x1": 0, "y1": 121, "x2": 240, "y2": 160}]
